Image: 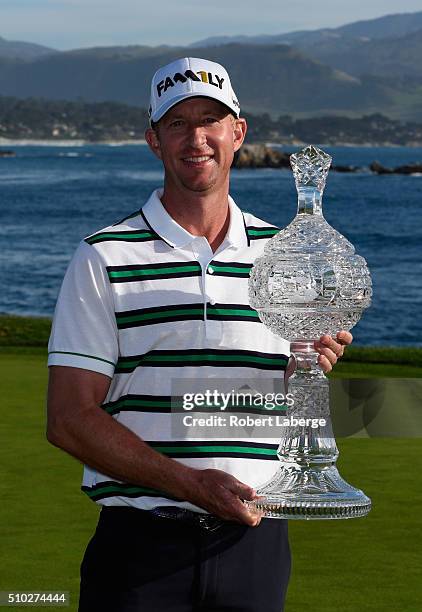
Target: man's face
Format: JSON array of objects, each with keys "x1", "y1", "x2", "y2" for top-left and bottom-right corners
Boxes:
[{"x1": 145, "y1": 97, "x2": 247, "y2": 195}]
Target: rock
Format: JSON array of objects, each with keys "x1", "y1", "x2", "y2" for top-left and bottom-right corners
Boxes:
[
  {"x1": 233, "y1": 145, "x2": 290, "y2": 169},
  {"x1": 369, "y1": 161, "x2": 394, "y2": 174},
  {"x1": 332, "y1": 165, "x2": 359, "y2": 173},
  {"x1": 394, "y1": 163, "x2": 422, "y2": 174},
  {"x1": 234, "y1": 147, "x2": 422, "y2": 175},
  {"x1": 370, "y1": 160, "x2": 422, "y2": 174},
  {"x1": 0, "y1": 149, "x2": 15, "y2": 158},
  {"x1": 234, "y1": 146, "x2": 360, "y2": 172}
]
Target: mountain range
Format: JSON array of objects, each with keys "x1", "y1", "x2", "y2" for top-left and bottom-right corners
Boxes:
[
  {"x1": 192, "y1": 12, "x2": 422, "y2": 80},
  {"x1": 1, "y1": 11, "x2": 422, "y2": 121},
  {"x1": 191, "y1": 11, "x2": 422, "y2": 51},
  {"x1": 0, "y1": 36, "x2": 55, "y2": 60}
]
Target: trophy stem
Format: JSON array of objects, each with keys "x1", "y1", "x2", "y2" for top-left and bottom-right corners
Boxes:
[
  {"x1": 246, "y1": 341, "x2": 371, "y2": 520},
  {"x1": 297, "y1": 187, "x2": 323, "y2": 216},
  {"x1": 279, "y1": 341, "x2": 339, "y2": 468}
]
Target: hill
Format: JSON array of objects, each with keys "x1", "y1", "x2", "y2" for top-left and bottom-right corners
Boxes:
[
  {"x1": 307, "y1": 28, "x2": 422, "y2": 79},
  {"x1": 0, "y1": 43, "x2": 417, "y2": 119},
  {"x1": 191, "y1": 12, "x2": 422, "y2": 84},
  {"x1": 191, "y1": 10, "x2": 422, "y2": 48},
  {"x1": 0, "y1": 35, "x2": 56, "y2": 60},
  {"x1": 1, "y1": 11, "x2": 422, "y2": 121}
]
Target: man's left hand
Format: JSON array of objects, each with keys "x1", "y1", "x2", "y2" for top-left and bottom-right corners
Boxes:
[{"x1": 315, "y1": 331, "x2": 353, "y2": 373}]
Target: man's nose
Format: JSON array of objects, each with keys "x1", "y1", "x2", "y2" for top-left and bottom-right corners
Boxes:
[{"x1": 187, "y1": 125, "x2": 207, "y2": 148}]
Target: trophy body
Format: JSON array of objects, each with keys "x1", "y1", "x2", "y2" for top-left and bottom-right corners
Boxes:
[{"x1": 248, "y1": 145, "x2": 372, "y2": 519}]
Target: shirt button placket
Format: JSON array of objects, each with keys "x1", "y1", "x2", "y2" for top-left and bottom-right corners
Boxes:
[{"x1": 207, "y1": 265, "x2": 216, "y2": 306}]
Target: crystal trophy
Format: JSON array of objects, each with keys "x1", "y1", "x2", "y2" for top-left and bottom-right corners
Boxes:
[{"x1": 248, "y1": 145, "x2": 372, "y2": 519}]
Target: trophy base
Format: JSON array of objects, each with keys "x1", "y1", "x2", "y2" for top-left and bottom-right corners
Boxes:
[{"x1": 245, "y1": 464, "x2": 371, "y2": 520}]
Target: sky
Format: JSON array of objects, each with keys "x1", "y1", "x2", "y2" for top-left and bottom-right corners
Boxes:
[{"x1": 1, "y1": 0, "x2": 422, "y2": 50}]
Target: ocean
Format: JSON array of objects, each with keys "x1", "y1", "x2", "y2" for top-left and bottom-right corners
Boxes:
[{"x1": 1, "y1": 144, "x2": 421, "y2": 346}]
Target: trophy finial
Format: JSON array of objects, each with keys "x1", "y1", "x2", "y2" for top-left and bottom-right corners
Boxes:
[{"x1": 290, "y1": 145, "x2": 332, "y2": 192}]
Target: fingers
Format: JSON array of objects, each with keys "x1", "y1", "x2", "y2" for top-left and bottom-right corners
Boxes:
[
  {"x1": 191, "y1": 470, "x2": 264, "y2": 526},
  {"x1": 315, "y1": 331, "x2": 353, "y2": 373},
  {"x1": 314, "y1": 339, "x2": 340, "y2": 373},
  {"x1": 229, "y1": 498, "x2": 263, "y2": 526},
  {"x1": 245, "y1": 506, "x2": 263, "y2": 527},
  {"x1": 317, "y1": 352, "x2": 333, "y2": 373},
  {"x1": 230, "y1": 497, "x2": 263, "y2": 526},
  {"x1": 317, "y1": 335, "x2": 344, "y2": 356},
  {"x1": 226, "y1": 478, "x2": 257, "y2": 501},
  {"x1": 247, "y1": 497, "x2": 265, "y2": 527},
  {"x1": 221, "y1": 477, "x2": 262, "y2": 524},
  {"x1": 209, "y1": 489, "x2": 261, "y2": 526},
  {"x1": 223, "y1": 478, "x2": 264, "y2": 526},
  {"x1": 336, "y1": 330, "x2": 353, "y2": 346}
]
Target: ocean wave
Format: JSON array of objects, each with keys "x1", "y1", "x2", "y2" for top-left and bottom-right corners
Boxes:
[
  {"x1": 0, "y1": 171, "x2": 95, "y2": 185},
  {"x1": 58, "y1": 152, "x2": 93, "y2": 158},
  {"x1": 116, "y1": 170, "x2": 164, "y2": 181}
]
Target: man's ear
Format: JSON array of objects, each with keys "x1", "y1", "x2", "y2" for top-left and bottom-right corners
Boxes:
[
  {"x1": 145, "y1": 127, "x2": 162, "y2": 160},
  {"x1": 233, "y1": 118, "x2": 247, "y2": 153}
]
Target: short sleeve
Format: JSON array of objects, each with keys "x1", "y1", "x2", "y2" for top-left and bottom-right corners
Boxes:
[{"x1": 48, "y1": 240, "x2": 118, "y2": 377}]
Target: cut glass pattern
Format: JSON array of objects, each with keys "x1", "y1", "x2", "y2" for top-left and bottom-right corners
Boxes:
[{"x1": 246, "y1": 145, "x2": 372, "y2": 520}]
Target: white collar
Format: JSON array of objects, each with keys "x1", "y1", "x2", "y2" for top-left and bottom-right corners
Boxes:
[{"x1": 141, "y1": 189, "x2": 249, "y2": 249}]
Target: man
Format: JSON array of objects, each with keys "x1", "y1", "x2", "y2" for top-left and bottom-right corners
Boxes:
[{"x1": 47, "y1": 57, "x2": 351, "y2": 612}]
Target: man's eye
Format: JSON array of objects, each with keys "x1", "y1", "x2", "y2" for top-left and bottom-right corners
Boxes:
[
  {"x1": 204, "y1": 117, "x2": 218, "y2": 124},
  {"x1": 170, "y1": 120, "x2": 183, "y2": 128}
]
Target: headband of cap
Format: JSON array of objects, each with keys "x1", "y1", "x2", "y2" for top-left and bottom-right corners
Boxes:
[{"x1": 148, "y1": 57, "x2": 240, "y2": 123}]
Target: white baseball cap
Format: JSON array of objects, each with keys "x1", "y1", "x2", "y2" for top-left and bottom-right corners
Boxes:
[{"x1": 148, "y1": 57, "x2": 240, "y2": 123}]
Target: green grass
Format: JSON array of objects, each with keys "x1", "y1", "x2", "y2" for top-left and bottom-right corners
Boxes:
[
  {"x1": 0, "y1": 353, "x2": 99, "y2": 610},
  {"x1": 1, "y1": 350, "x2": 421, "y2": 610},
  {"x1": 331, "y1": 346, "x2": 422, "y2": 378},
  {"x1": 287, "y1": 438, "x2": 422, "y2": 612},
  {"x1": 0, "y1": 315, "x2": 52, "y2": 347},
  {"x1": 0, "y1": 315, "x2": 420, "y2": 608},
  {"x1": 329, "y1": 361, "x2": 422, "y2": 378},
  {"x1": 1, "y1": 314, "x2": 422, "y2": 377}
]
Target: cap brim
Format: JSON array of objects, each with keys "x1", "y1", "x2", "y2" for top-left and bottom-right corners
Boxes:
[{"x1": 151, "y1": 92, "x2": 239, "y2": 123}]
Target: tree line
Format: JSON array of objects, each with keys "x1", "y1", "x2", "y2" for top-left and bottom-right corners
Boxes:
[{"x1": 1, "y1": 96, "x2": 422, "y2": 145}]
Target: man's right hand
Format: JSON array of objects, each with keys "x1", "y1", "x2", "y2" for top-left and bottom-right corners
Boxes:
[
  {"x1": 182, "y1": 467, "x2": 263, "y2": 527},
  {"x1": 47, "y1": 366, "x2": 263, "y2": 528}
]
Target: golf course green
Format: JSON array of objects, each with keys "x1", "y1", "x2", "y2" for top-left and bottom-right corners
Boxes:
[{"x1": 1, "y1": 316, "x2": 420, "y2": 611}]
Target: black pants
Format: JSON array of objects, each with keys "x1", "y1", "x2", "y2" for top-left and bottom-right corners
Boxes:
[{"x1": 79, "y1": 507, "x2": 291, "y2": 612}]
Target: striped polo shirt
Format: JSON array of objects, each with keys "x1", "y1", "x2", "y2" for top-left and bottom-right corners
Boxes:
[{"x1": 48, "y1": 189, "x2": 290, "y2": 513}]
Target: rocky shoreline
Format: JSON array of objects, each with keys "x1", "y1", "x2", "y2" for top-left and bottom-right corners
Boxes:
[
  {"x1": 233, "y1": 145, "x2": 422, "y2": 174},
  {"x1": 369, "y1": 161, "x2": 422, "y2": 175}
]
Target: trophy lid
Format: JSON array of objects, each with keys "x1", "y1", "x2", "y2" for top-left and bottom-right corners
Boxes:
[
  {"x1": 264, "y1": 144, "x2": 355, "y2": 255},
  {"x1": 291, "y1": 145, "x2": 332, "y2": 193}
]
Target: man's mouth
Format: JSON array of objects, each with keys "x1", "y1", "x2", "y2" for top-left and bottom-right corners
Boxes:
[{"x1": 182, "y1": 155, "x2": 213, "y2": 164}]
